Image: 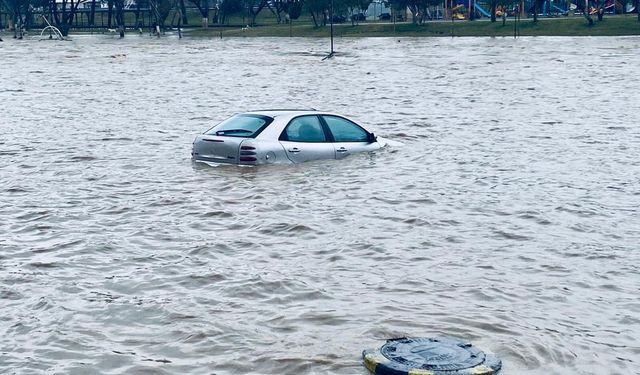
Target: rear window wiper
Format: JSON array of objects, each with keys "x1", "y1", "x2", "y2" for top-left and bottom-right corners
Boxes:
[{"x1": 215, "y1": 129, "x2": 253, "y2": 136}]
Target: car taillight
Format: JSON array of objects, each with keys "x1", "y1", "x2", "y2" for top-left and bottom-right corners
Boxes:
[{"x1": 240, "y1": 144, "x2": 257, "y2": 158}]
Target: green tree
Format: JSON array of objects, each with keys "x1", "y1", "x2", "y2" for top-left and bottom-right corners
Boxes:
[
  {"x1": 572, "y1": 0, "x2": 594, "y2": 25},
  {"x1": 529, "y1": 0, "x2": 543, "y2": 22},
  {"x1": 188, "y1": 0, "x2": 211, "y2": 27},
  {"x1": 245, "y1": 0, "x2": 268, "y2": 26},
  {"x1": 218, "y1": 0, "x2": 243, "y2": 24},
  {"x1": 113, "y1": 0, "x2": 126, "y2": 36},
  {"x1": 385, "y1": 0, "x2": 406, "y2": 21},
  {"x1": 344, "y1": 0, "x2": 370, "y2": 25},
  {"x1": 150, "y1": 0, "x2": 176, "y2": 30},
  {"x1": 280, "y1": 0, "x2": 303, "y2": 21},
  {"x1": 486, "y1": 0, "x2": 512, "y2": 22},
  {"x1": 50, "y1": 0, "x2": 84, "y2": 36},
  {"x1": 405, "y1": 0, "x2": 441, "y2": 23},
  {"x1": 304, "y1": 0, "x2": 328, "y2": 26},
  {"x1": 2, "y1": 0, "x2": 35, "y2": 33},
  {"x1": 267, "y1": 0, "x2": 287, "y2": 23}
]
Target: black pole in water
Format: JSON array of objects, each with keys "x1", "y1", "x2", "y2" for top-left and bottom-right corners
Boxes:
[
  {"x1": 323, "y1": 0, "x2": 334, "y2": 59},
  {"x1": 451, "y1": 11, "x2": 454, "y2": 37},
  {"x1": 513, "y1": 11, "x2": 516, "y2": 38},
  {"x1": 517, "y1": 5, "x2": 521, "y2": 38},
  {"x1": 330, "y1": 0, "x2": 334, "y2": 55}
]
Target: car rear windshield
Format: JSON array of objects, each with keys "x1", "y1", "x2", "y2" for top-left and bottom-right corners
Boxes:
[{"x1": 205, "y1": 114, "x2": 273, "y2": 138}]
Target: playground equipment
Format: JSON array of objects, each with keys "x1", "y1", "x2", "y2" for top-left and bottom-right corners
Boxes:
[
  {"x1": 445, "y1": 2, "x2": 468, "y2": 19},
  {"x1": 40, "y1": 15, "x2": 64, "y2": 40},
  {"x1": 475, "y1": 3, "x2": 491, "y2": 17}
]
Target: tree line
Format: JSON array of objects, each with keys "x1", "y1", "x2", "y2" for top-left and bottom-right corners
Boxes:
[{"x1": 1, "y1": 0, "x2": 639, "y2": 37}]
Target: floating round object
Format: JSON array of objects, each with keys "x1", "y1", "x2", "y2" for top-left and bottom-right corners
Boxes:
[{"x1": 362, "y1": 337, "x2": 502, "y2": 375}]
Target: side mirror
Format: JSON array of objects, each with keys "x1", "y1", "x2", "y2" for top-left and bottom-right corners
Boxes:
[{"x1": 367, "y1": 132, "x2": 377, "y2": 143}]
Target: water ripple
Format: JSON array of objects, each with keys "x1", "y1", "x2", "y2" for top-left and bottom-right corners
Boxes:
[{"x1": 0, "y1": 35, "x2": 639, "y2": 375}]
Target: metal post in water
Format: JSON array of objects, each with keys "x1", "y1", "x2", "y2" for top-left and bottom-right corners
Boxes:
[
  {"x1": 323, "y1": 0, "x2": 335, "y2": 60},
  {"x1": 330, "y1": 0, "x2": 334, "y2": 55},
  {"x1": 513, "y1": 8, "x2": 516, "y2": 38},
  {"x1": 393, "y1": 7, "x2": 396, "y2": 33},
  {"x1": 517, "y1": 7, "x2": 520, "y2": 37},
  {"x1": 451, "y1": 12, "x2": 454, "y2": 37}
]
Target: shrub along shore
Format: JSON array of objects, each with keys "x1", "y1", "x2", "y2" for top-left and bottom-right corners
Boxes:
[{"x1": 186, "y1": 15, "x2": 640, "y2": 37}]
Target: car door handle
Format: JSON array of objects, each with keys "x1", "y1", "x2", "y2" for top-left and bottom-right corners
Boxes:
[
  {"x1": 288, "y1": 148, "x2": 301, "y2": 153},
  {"x1": 336, "y1": 147, "x2": 348, "y2": 153}
]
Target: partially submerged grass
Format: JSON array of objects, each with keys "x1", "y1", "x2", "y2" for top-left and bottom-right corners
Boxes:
[{"x1": 187, "y1": 15, "x2": 640, "y2": 38}]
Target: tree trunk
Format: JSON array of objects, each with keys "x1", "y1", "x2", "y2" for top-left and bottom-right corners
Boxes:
[
  {"x1": 60, "y1": 23, "x2": 70, "y2": 36},
  {"x1": 179, "y1": 0, "x2": 188, "y2": 24},
  {"x1": 203, "y1": 0, "x2": 209, "y2": 26},
  {"x1": 116, "y1": 3, "x2": 125, "y2": 37},
  {"x1": 89, "y1": 0, "x2": 96, "y2": 25},
  {"x1": 107, "y1": 0, "x2": 113, "y2": 28},
  {"x1": 135, "y1": 0, "x2": 141, "y2": 27},
  {"x1": 411, "y1": 6, "x2": 418, "y2": 23},
  {"x1": 266, "y1": 1, "x2": 283, "y2": 23},
  {"x1": 13, "y1": 8, "x2": 18, "y2": 38},
  {"x1": 575, "y1": 0, "x2": 594, "y2": 25},
  {"x1": 25, "y1": 7, "x2": 32, "y2": 29},
  {"x1": 193, "y1": 0, "x2": 209, "y2": 27},
  {"x1": 597, "y1": 0, "x2": 604, "y2": 20}
]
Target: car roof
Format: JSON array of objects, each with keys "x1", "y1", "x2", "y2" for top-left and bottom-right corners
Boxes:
[{"x1": 243, "y1": 109, "x2": 325, "y2": 118}]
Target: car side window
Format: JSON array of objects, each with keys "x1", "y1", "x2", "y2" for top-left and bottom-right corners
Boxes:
[
  {"x1": 323, "y1": 116, "x2": 368, "y2": 142},
  {"x1": 280, "y1": 116, "x2": 327, "y2": 143}
]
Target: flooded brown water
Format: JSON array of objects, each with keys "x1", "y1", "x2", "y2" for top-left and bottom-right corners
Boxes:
[{"x1": 1, "y1": 34, "x2": 639, "y2": 374}]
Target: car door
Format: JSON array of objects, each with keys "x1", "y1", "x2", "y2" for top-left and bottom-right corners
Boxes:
[
  {"x1": 322, "y1": 115, "x2": 379, "y2": 159},
  {"x1": 279, "y1": 115, "x2": 335, "y2": 163}
]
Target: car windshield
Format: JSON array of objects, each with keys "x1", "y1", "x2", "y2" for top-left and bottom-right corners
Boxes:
[{"x1": 205, "y1": 114, "x2": 273, "y2": 138}]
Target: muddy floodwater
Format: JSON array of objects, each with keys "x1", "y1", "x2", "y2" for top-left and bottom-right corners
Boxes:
[{"x1": 1, "y1": 34, "x2": 639, "y2": 374}]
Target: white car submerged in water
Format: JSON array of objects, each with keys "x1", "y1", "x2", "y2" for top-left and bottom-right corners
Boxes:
[{"x1": 192, "y1": 109, "x2": 390, "y2": 165}]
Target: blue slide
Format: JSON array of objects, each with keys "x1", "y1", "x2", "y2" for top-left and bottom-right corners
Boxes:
[
  {"x1": 475, "y1": 4, "x2": 492, "y2": 17},
  {"x1": 551, "y1": 4, "x2": 568, "y2": 14}
]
